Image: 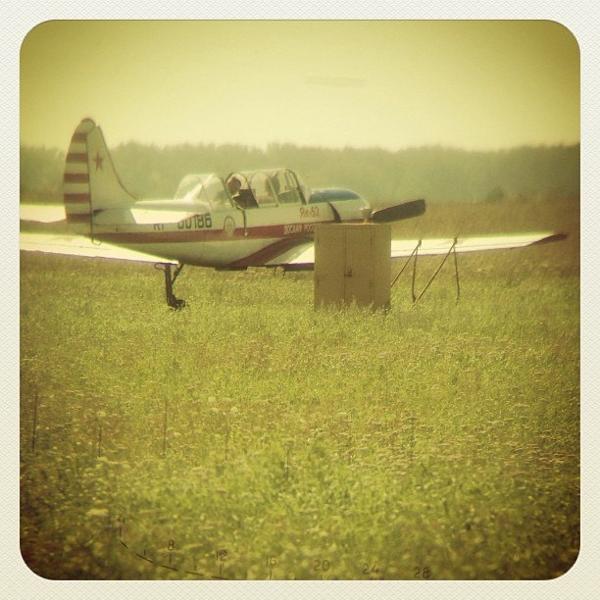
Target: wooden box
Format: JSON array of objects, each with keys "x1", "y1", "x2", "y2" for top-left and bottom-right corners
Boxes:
[{"x1": 314, "y1": 223, "x2": 391, "y2": 309}]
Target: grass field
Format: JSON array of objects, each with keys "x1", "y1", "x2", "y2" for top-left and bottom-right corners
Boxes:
[{"x1": 20, "y1": 199, "x2": 579, "y2": 580}]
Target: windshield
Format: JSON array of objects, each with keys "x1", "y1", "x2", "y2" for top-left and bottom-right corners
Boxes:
[
  {"x1": 249, "y1": 172, "x2": 278, "y2": 206},
  {"x1": 174, "y1": 173, "x2": 232, "y2": 208},
  {"x1": 226, "y1": 168, "x2": 309, "y2": 208},
  {"x1": 267, "y1": 169, "x2": 305, "y2": 204}
]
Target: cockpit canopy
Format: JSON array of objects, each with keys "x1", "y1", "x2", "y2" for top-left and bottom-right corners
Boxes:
[
  {"x1": 174, "y1": 173, "x2": 232, "y2": 209},
  {"x1": 225, "y1": 168, "x2": 310, "y2": 209}
]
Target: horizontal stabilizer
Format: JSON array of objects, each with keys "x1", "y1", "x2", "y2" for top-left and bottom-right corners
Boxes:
[{"x1": 20, "y1": 204, "x2": 66, "y2": 223}]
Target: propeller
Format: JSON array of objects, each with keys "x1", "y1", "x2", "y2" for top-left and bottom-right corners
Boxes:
[{"x1": 369, "y1": 198, "x2": 426, "y2": 223}]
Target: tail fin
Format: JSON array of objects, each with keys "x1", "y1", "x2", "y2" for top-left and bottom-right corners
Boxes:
[{"x1": 63, "y1": 118, "x2": 135, "y2": 226}]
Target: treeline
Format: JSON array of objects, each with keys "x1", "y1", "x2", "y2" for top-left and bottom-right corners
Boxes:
[{"x1": 20, "y1": 142, "x2": 579, "y2": 206}]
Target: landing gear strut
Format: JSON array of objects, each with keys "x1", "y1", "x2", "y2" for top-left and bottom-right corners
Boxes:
[{"x1": 155, "y1": 263, "x2": 186, "y2": 309}]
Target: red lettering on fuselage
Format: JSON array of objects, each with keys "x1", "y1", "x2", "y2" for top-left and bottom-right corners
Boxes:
[{"x1": 283, "y1": 222, "x2": 318, "y2": 236}]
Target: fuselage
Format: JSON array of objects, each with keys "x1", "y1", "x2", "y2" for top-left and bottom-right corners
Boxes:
[
  {"x1": 61, "y1": 120, "x2": 372, "y2": 269},
  {"x1": 90, "y1": 190, "x2": 368, "y2": 268}
]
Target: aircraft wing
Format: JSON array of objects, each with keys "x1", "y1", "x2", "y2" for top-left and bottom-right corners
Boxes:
[
  {"x1": 266, "y1": 242, "x2": 316, "y2": 269},
  {"x1": 20, "y1": 204, "x2": 67, "y2": 223},
  {"x1": 390, "y1": 231, "x2": 567, "y2": 258},
  {"x1": 20, "y1": 232, "x2": 176, "y2": 264},
  {"x1": 268, "y1": 231, "x2": 566, "y2": 268}
]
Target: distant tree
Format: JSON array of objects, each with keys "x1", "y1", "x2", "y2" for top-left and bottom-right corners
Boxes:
[
  {"x1": 20, "y1": 142, "x2": 579, "y2": 205},
  {"x1": 20, "y1": 146, "x2": 64, "y2": 202},
  {"x1": 485, "y1": 186, "x2": 506, "y2": 203}
]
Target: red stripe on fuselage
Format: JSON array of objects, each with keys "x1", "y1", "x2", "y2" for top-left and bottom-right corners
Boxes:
[
  {"x1": 95, "y1": 226, "x2": 284, "y2": 244},
  {"x1": 92, "y1": 219, "x2": 361, "y2": 245},
  {"x1": 95, "y1": 230, "x2": 226, "y2": 244},
  {"x1": 226, "y1": 237, "x2": 309, "y2": 268}
]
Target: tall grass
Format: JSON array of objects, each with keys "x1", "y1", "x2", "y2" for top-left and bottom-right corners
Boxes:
[{"x1": 19, "y1": 200, "x2": 579, "y2": 579}]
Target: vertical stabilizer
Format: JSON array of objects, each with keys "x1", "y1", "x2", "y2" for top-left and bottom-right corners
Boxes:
[{"x1": 63, "y1": 118, "x2": 135, "y2": 228}]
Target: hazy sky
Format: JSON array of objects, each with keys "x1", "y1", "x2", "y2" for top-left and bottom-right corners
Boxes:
[{"x1": 20, "y1": 20, "x2": 579, "y2": 151}]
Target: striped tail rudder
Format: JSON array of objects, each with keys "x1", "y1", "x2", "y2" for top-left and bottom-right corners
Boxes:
[
  {"x1": 63, "y1": 118, "x2": 136, "y2": 229},
  {"x1": 63, "y1": 118, "x2": 94, "y2": 226}
]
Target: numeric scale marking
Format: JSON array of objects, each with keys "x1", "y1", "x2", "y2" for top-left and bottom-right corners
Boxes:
[{"x1": 112, "y1": 513, "x2": 432, "y2": 579}]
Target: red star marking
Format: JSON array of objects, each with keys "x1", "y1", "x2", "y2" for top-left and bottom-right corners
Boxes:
[{"x1": 94, "y1": 152, "x2": 103, "y2": 171}]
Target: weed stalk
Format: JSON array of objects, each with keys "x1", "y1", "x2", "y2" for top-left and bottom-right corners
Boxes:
[
  {"x1": 31, "y1": 391, "x2": 39, "y2": 453},
  {"x1": 162, "y1": 397, "x2": 168, "y2": 457},
  {"x1": 97, "y1": 418, "x2": 103, "y2": 457}
]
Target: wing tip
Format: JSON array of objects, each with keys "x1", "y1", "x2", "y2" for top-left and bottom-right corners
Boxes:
[{"x1": 531, "y1": 232, "x2": 568, "y2": 245}]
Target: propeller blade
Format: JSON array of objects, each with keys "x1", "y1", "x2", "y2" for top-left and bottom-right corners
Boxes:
[{"x1": 370, "y1": 199, "x2": 426, "y2": 223}]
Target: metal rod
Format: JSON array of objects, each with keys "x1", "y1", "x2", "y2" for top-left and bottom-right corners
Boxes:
[
  {"x1": 391, "y1": 241, "x2": 420, "y2": 288},
  {"x1": 414, "y1": 239, "x2": 457, "y2": 304},
  {"x1": 411, "y1": 243, "x2": 420, "y2": 303},
  {"x1": 453, "y1": 240, "x2": 461, "y2": 303}
]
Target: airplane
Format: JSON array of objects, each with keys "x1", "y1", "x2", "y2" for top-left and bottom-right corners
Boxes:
[{"x1": 20, "y1": 118, "x2": 567, "y2": 308}]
